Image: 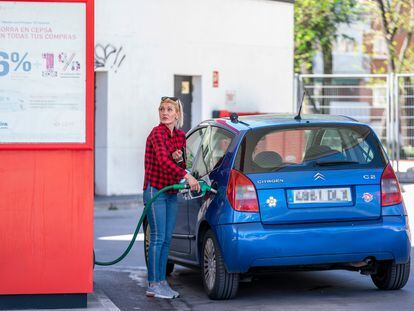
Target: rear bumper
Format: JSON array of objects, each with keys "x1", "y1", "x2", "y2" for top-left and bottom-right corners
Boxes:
[{"x1": 214, "y1": 216, "x2": 411, "y2": 273}]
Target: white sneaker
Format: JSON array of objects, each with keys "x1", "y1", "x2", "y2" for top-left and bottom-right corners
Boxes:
[
  {"x1": 146, "y1": 285, "x2": 156, "y2": 297},
  {"x1": 146, "y1": 284, "x2": 174, "y2": 299},
  {"x1": 160, "y1": 281, "x2": 180, "y2": 298}
]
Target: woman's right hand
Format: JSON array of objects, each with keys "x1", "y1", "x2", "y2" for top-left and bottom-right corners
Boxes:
[
  {"x1": 185, "y1": 173, "x2": 200, "y2": 192},
  {"x1": 172, "y1": 149, "x2": 183, "y2": 163}
]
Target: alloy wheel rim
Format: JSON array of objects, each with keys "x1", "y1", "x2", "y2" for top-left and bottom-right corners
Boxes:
[{"x1": 204, "y1": 238, "x2": 216, "y2": 291}]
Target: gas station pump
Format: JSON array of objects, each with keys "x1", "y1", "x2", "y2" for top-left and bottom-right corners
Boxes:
[{"x1": 0, "y1": 0, "x2": 94, "y2": 309}]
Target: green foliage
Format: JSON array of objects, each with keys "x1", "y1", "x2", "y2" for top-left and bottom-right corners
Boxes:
[
  {"x1": 294, "y1": 0, "x2": 359, "y2": 73},
  {"x1": 402, "y1": 145, "x2": 414, "y2": 158},
  {"x1": 365, "y1": 0, "x2": 414, "y2": 73}
]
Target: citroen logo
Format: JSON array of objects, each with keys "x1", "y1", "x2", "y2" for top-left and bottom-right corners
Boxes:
[{"x1": 314, "y1": 172, "x2": 326, "y2": 181}]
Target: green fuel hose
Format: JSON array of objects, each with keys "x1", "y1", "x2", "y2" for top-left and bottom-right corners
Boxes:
[{"x1": 94, "y1": 181, "x2": 213, "y2": 266}]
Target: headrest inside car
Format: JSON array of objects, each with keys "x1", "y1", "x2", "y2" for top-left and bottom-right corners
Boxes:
[
  {"x1": 254, "y1": 151, "x2": 282, "y2": 168},
  {"x1": 304, "y1": 145, "x2": 341, "y2": 161}
]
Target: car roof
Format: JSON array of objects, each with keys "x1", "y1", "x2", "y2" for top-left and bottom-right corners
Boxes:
[{"x1": 203, "y1": 113, "x2": 364, "y2": 133}]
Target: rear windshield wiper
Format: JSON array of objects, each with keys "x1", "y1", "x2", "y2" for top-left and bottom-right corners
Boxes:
[{"x1": 315, "y1": 160, "x2": 359, "y2": 166}]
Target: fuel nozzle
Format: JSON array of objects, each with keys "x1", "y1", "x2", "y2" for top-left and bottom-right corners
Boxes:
[
  {"x1": 199, "y1": 180, "x2": 217, "y2": 194},
  {"x1": 173, "y1": 180, "x2": 190, "y2": 191},
  {"x1": 173, "y1": 179, "x2": 216, "y2": 199}
]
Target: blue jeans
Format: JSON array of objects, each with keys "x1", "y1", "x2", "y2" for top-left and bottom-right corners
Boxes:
[{"x1": 143, "y1": 184, "x2": 178, "y2": 283}]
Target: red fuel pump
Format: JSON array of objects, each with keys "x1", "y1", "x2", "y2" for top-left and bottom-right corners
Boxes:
[{"x1": 0, "y1": 0, "x2": 94, "y2": 309}]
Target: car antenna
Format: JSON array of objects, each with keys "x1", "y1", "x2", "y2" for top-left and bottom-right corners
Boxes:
[
  {"x1": 294, "y1": 93, "x2": 304, "y2": 120},
  {"x1": 294, "y1": 87, "x2": 315, "y2": 120},
  {"x1": 230, "y1": 112, "x2": 239, "y2": 123}
]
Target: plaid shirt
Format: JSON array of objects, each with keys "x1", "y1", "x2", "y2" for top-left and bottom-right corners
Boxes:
[{"x1": 143, "y1": 123, "x2": 187, "y2": 192}]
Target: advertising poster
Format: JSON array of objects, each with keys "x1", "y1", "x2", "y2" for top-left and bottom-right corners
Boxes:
[{"x1": 0, "y1": 1, "x2": 86, "y2": 143}]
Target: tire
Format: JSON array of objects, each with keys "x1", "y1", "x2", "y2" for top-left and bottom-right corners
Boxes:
[
  {"x1": 202, "y1": 229, "x2": 239, "y2": 300},
  {"x1": 371, "y1": 259, "x2": 411, "y2": 290},
  {"x1": 144, "y1": 221, "x2": 174, "y2": 275}
]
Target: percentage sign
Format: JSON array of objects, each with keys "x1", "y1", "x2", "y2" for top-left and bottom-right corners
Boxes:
[
  {"x1": 63, "y1": 53, "x2": 75, "y2": 72},
  {"x1": 10, "y1": 52, "x2": 32, "y2": 72}
]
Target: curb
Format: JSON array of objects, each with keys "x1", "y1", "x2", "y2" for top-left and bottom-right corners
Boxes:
[{"x1": 95, "y1": 195, "x2": 143, "y2": 210}]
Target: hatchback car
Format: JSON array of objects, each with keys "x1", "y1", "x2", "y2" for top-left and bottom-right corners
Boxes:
[{"x1": 144, "y1": 113, "x2": 411, "y2": 300}]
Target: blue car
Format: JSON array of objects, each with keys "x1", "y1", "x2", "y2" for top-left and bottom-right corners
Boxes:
[{"x1": 144, "y1": 113, "x2": 411, "y2": 300}]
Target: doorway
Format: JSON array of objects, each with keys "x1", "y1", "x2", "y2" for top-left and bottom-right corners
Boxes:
[{"x1": 174, "y1": 75, "x2": 193, "y2": 133}]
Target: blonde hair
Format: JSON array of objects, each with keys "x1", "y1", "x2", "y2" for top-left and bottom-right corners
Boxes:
[{"x1": 159, "y1": 98, "x2": 184, "y2": 129}]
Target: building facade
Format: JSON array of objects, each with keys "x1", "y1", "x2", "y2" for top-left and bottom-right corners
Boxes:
[{"x1": 94, "y1": 0, "x2": 295, "y2": 195}]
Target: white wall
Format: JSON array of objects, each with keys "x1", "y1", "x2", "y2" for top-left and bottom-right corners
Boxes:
[{"x1": 95, "y1": 0, "x2": 294, "y2": 195}]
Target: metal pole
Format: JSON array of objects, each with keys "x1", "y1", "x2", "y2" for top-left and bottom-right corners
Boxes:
[
  {"x1": 299, "y1": 75, "x2": 304, "y2": 112},
  {"x1": 395, "y1": 74, "x2": 401, "y2": 172},
  {"x1": 299, "y1": 73, "x2": 388, "y2": 79},
  {"x1": 385, "y1": 74, "x2": 392, "y2": 162},
  {"x1": 293, "y1": 74, "x2": 299, "y2": 113}
]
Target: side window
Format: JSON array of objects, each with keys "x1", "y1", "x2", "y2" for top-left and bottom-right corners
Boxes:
[
  {"x1": 192, "y1": 127, "x2": 211, "y2": 178},
  {"x1": 358, "y1": 139, "x2": 375, "y2": 162},
  {"x1": 185, "y1": 128, "x2": 206, "y2": 170},
  {"x1": 340, "y1": 128, "x2": 375, "y2": 164},
  {"x1": 320, "y1": 129, "x2": 343, "y2": 152},
  {"x1": 209, "y1": 127, "x2": 233, "y2": 168},
  {"x1": 192, "y1": 127, "x2": 233, "y2": 178}
]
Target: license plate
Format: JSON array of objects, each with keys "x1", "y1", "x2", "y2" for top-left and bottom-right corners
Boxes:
[{"x1": 292, "y1": 188, "x2": 351, "y2": 204}]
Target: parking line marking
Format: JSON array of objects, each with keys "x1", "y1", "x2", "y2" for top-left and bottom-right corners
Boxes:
[{"x1": 98, "y1": 233, "x2": 144, "y2": 241}]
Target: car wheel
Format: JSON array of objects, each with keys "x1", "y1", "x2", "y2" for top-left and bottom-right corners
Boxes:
[
  {"x1": 202, "y1": 229, "x2": 239, "y2": 300},
  {"x1": 371, "y1": 259, "x2": 410, "y2": 290},
  {"x1": 144, "y1": 221, "x2": 174, "y2": 275}
]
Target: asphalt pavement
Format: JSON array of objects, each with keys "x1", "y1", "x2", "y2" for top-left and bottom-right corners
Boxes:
[
  {"x1": 90, "y1": 184, "x2": 414, "y2": 311},
  {"x1": 13, "y1": 184, "x2": 414, "y2": 311}
]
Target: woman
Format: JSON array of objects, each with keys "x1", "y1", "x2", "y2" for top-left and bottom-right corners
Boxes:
[{"x1": 143, "y1": 97, "x2": 200, "y2": 299}]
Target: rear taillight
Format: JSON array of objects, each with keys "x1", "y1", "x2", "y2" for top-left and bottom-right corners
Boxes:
[
  {"x1": 381, "y1": 164, "x2": 402, "y2": 207},
  {"x1": 226, "y1": 169, "x2": 259, "y2": 212}
]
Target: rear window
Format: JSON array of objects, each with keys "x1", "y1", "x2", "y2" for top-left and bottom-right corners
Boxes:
[{"x1": 234, "y1": 125, "x2": 387, "y2": 173}]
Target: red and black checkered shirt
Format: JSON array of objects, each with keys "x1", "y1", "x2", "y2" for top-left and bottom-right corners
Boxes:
[{"x1": 143, "y1": 123, "x2": 187, "y2": 192}]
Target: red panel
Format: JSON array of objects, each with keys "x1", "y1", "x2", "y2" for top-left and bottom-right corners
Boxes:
[
  {"x1": 0, "y1": 0, "x2": 94, "y2": 295},
  {"x1": 0, "y1": 151, "x2": 94, "y2": 294}
]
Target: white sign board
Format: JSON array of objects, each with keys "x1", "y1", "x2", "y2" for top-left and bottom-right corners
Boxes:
[{"x1": 0, "y1": 1, "x2": 86, "y2": 143}]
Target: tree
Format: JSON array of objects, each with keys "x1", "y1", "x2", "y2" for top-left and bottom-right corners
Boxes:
[
  {"x1": 294, "y1": 0, "x2": 359, "y2": 114},
  {"x1": 366, "y1": 0, "x2": 414, "y2": 151},
  {"x1": 366, "y1": 0, "x2": 414, "y2": 73},
  {"x1": 294, "y1": 0, "x2": 359, "y2": 74}
]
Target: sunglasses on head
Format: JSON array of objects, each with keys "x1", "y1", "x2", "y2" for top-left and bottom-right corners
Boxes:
[{"x1": 161, "y1": 96, "x2": 179, "y2": 102}]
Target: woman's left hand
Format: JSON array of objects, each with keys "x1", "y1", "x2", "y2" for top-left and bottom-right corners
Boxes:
[{"x1": 172, "y1": 149, "x2": 183, "y2": 163}]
